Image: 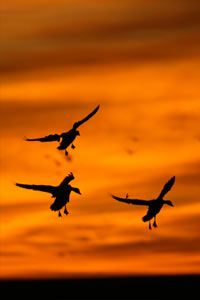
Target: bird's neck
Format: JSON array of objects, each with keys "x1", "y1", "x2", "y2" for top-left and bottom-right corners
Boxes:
[
  {"x1": 163, "y1": 199, "x2": 169, "y2": 204},
  {"x1": 70, "y1": 186, "x2": 76, "y2": 192}
]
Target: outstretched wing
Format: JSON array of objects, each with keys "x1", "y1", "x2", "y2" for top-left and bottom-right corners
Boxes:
[
  {"x1": 111, "y1": 194, "x2": 149, "y2": 205},
  {"x1": 59, "y1": 172, "x2": 75, "y2": 187},
  {"x1": 16, "y1": 183, "x2": 57, "y2": 195},
  {"x1": 25, "y1": 134, "x2": 61, "y2": 142},
  {"x1": 72, "y1": 105, "x2": 100, "y2": 129},
  {"x1": 157, "y1": 176, "x2": 176, "y2": 199}
]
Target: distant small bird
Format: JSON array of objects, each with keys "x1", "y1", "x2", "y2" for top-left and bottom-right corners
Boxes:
[
  {"x1": 111, "y1": 176, "x2": 175, "y2": 229},
  {"x1": 25, "y1": 105, "x2": 100, "y2": 156},
  {"x1": 16, "y1": 172, "x2": 81, "y2": 217}
]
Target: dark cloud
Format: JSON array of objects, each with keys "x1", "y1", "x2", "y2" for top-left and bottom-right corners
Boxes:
[
  {"x1": 178, "y1": 172, "x2": 200, "y2": 188},
  {"x1": 1, "y1": 0, "x2": 200, "y2": 77},
  {"x1": 164, "y1": 112, "x2": 200, "y2": 133},
  {"x1": 0, "y1": 251, "x2": 23, "y2": 257},
  {"x1": 1, "y1": 35, "x2": 199, "y2": 77},
  {"x1": 0, "y1": 201, "x2": 46, "y2": 215},
  {"x1": 84, "y1": 214, "x2": 200, "y2": 257},
  {"x1": 0, "y1": 101, "x2": 99, "y2": 134},
  {"x1": 177, "y1": 160, "x2": 200, "y2": 188},
  {"x1": 167, "y1": 213, "x2": 200, "y2": 234},
  {"x1": 87, "y1": 235, "x2": 200, "y2": 257}
]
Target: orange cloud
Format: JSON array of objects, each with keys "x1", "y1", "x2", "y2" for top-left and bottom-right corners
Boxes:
[{"x1": 1, "y1": 0, "x2": 200, "y2": 279}]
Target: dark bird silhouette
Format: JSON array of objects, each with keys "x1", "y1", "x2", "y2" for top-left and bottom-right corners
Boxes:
[
  {"x1": 25, "y1": 105, "x2": 100, "y2": 156},
  {"x1": 111, "y1": 176, "x2": 175, "y2": 229},
  {"x1": 16, "y1": 172, "x2": 81, "y2": 217}
]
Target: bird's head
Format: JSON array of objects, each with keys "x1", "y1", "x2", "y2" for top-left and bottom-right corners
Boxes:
[
  {"x1": 71, "y1": 187, "x2": 81, "y2": 195},
  {"x1": 164, "y1": 200, "x2": 174, "y2": 207}
]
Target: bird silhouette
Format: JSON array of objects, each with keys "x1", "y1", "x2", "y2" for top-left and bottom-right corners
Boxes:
[
  {"x1": 25, "y1": 105, "x2": 100, "y2": 156},
  {"x1": 16, "y1": 172, "x2": 81, "y2": 217},
  {"x1": 111, "y1": 176, "x2": 175, "y2": 229}
]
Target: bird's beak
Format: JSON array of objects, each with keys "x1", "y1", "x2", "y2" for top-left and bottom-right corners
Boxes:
[{"x1": 78, "y1": 191, "x2": 82, "y2": 195}]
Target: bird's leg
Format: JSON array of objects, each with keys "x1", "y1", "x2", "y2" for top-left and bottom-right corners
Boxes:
[
  {"x1": 126, "y1": 193, "x2": 129, "y2": 199},
  {"x1": 64, "y1": 205, "x2": 69, "y2": 215},
  {"x1": 153, "y1": 217, "x2": 158, "y2": 228},
  {"x1": 71, "y1": 144, "x2": 75, "y2": 149},
  {"x1": 65, "y1": 149, "x2": 68, "y2": 156},
  {"x1": 58, "y1": 211, "x2": 62, "y2": 217},
  {"x1": 149, "y1": 221, "x2": 152, "y2": 230}
]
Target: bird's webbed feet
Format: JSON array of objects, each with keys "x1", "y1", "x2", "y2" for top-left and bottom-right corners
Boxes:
[
  {"x1": 149, "y1": 221, "x2": 152, "y2": 230},
  {"x1": 58, "y1": 211, "x2": 62, "y2": 217},
  {"x1": 64, "y1": 207, "x2": 69, "y2": 215},
  {"x1": 71, "y1": 144, "x2": 75, "y2": 149},
  {"x1": 153, "y1": 218, "x2": 158, "y2": 228}
]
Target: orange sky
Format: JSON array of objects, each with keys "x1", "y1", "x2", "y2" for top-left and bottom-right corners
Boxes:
[{"x1": 0, "y1": 0, "x2": 200, "y2": 279}]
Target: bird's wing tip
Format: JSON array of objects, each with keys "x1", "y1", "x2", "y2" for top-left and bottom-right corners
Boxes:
[{"x1": 94, "y1": 104, "x2": 100, "y2": 112}]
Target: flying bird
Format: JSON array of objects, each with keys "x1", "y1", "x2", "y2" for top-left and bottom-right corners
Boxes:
[
  {"x1": 25, "y1": 105, "x2": 100, "y2": 156},
  {"x1": 16, "y1": 172, "x2": 81, "y2": 217},
  {"x1": 111, "y1": 176, "x2": 175, "y2": 229}
]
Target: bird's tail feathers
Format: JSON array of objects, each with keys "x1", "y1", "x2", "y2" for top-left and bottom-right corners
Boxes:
[
  {"x1": 50, "y1": 203, "x2": 60, "y2": 211},
  {"x1": 142, "y1": 215, "x2": 151, "y2": 222}
]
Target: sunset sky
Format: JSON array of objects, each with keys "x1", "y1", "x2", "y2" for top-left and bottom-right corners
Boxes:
[{"x1": 1, "y1": 0, "x2": 200, "y2": 279}]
